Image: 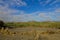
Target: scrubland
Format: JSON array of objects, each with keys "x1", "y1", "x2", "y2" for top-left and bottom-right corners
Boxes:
[
  {"x1": 0, "y1": 21, "x2": 60, "y2": 40},
  {"x1": 5, "y1": 21, "x2": 60, "y2": 28}
]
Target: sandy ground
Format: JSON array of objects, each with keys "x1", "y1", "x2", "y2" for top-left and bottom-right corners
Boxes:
[{"x1": 0, "y1": 27, "x2": 60, "y2": 40}]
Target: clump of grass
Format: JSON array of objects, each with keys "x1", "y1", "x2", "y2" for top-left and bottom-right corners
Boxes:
[
  {"x1": 0, "y1": 28, "x2": 17, "y2": 36},
  {"x1": 0, "y1": 28, "x2": 9, "y2": 35},
  {"x1": 37, "y1": 35, "x2": 48, "y2": 40},
  {"x1": 46, "y1": 30, "x2": 55, "y2": 34},
  {"x1": 40, "y1": 30, "x2": 56, "y2": 35}
]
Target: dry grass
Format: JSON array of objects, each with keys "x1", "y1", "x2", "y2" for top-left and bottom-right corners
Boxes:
[{"x1": 0, "y1": 28, "x2": 60, "y2": 40}]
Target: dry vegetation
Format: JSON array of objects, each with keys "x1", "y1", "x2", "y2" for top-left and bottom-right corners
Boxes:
[
  {"x1": 0, "y1": 21, "x2": 60, "y2": 40},
  {"x1": 0, "y1": 28, "x2": 60, "y2": 40}
]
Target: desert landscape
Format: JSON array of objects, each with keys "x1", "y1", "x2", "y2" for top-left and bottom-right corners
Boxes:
[
  {"x1": 0, "y1": 0, "x2": 60, "y2": 40},
  {"x1": 0, "y1": 21, "x2": 60, "y2": 40}
]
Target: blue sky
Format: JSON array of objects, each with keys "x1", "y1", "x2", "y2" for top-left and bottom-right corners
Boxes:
[{"x1": 0, "y1": 0, "x2": 60, "y2": 22}]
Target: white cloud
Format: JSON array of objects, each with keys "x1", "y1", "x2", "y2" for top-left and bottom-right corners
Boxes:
[
  {"x1": 0, "y1": 0, "x2": 60, "y2": 22},
  {"x1": 0, "y1": 0, "x2": 27, "y2": 16},
  {"x1": 0, "y1": 0, "x2": 26, "y2": 22},
  {"x1": 10, "y1": 0, "x2": 27, "y2": 6},
  {"x1": 0, "y1": 0, "x2": 27, "y2": 7},
  {"x1": 39, "y1": 0, "x2": 51, "y2": 6},
  {"x1": 0, "y1": 9, "x2": 25, "y2": 22},
  {"x1": 38, "y1": 13, "x2": 52, "y2": 21},
  {"x1": 55, "y1": 8, "x2": 60, "y2": 13},
  {"x1": 39, "y1": 0, "x2": 60, "y2": 7},
  {"x1": 0, "y1": 3, "x2": 60, "y2": 22},
  {"x1": 0, "y1": 8, "x2": 60, "y2": 22}
]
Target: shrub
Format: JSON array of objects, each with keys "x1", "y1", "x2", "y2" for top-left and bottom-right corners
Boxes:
[{"x1": 0, "y1": 20, "x2": 7, "y2": 29}]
